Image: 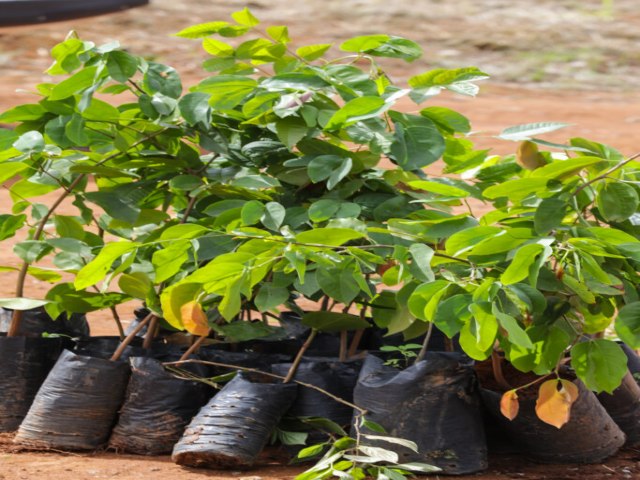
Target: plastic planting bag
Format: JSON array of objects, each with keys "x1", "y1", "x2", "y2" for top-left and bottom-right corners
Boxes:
[
  {"x1": 15, "y1": 349, "x2": 130, "y2": 450},
  {"x1": 354, "y1": 353, "x2": 487, "y2": 475},
  {"x1": 172, "y1": 372, "x2": 297, "y2": 468},
  {"x1": 0, "y1": 336, "x2": 66, "y2": 431},
  {"x1": 0, "y1": 307, "x2": 88, "y2": 337},
  {"x1": 109, "y1": 356, "x2": 212, "y2": 455}
]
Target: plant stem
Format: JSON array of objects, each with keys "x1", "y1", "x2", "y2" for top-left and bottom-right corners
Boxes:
[
  {"x1": 142, "y1": 315, "x2": 159, "y2": 349},
  {"x1": 283, "y1": 328, "x2": 318, "y2": 383},
  {"x1": 339, "y1": 330, "x2": 348, "y2": 362},
  {"x1": 491, "y1": 350, "x2": 512, "y2": 390},
  {"x1": 416, "y1": 322, "x2": 434, "y2": 363},
  {"x1": 179, "y1": 331, "x2": 210, "y2": 361},
  {"x1": 165, "y1": 358, "x2": 366, "y2": 413},
  {"x1": 110, "y1": 313, "x2": 154, "y2": 361},
  {"x1": 348, "y1": 328, "x2": 365, "y2": 358}
]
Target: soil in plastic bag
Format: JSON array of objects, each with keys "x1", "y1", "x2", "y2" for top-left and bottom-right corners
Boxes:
[
  {"x1": 172, "y1": 372, "x2": 297, "y2": 468},
  {"x1": 108, "y1": 356, "x2": 212, "y2": 455},
  {"x1": 15, "y1": 349, "x2": 130, "y2": 450},
  {"x1": 0, "y1": 307, "x2": 89, "y2": 337},
  {"x1": 0, "y1": 336, "x2": 67, "y2": 431},
  {"x1": 198, "y1": 346, "x2": 291, "y2": 375},
  {"x1": 481, "y1": 380, "x2": 626, "y2": 463},
  {"x1": 74, "y1": 335, "x2": 145, "y2": 360},
  {"x1": 354, "y1": 353, "x2": 487, "y2": 475},
  {"x1": 272, "y1": 357, "x2": 361, "y2": 427}
]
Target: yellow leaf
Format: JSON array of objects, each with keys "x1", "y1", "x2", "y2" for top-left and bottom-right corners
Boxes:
[
  {"x1": 516, "y1": 141, "x2": 546, "y2": 170},
  {"x1": 535, "y1": 379, "x2": 578, "y2": 429},
  {"x1": 500, "y1": 389, "x2": 520, "y2": 421},
  {"x1": 180, "y1": 301, "x2": 210, "y2": 337}
]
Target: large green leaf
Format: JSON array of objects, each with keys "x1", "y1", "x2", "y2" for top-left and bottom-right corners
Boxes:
[
  {"x1": 106, "y1": 51, "x2": 139, "y2": 83},
  {"x1": 615, "y1": 302, "x2": 640, "y2": 349},
  {"x1": 433, "y1": 294, "x2": 472, "y2": 337},
  {"x1": 295, "y1": 228, "x2": 365, "y2": 246},
  {"x1": 255, "y1": 283, "x2": 289, "y2": 311},
  {"x1": 74, "y1": 241, "x2": 138, "y2": 289},
  {"x1": 497, "y1": 122, "x2": 570, "y2": 141},
  {"x1": 459, "y1": 303, "x2": 498, "y2": 360},
  {"x1": 317, "y1": 266, "x2": 361, "y2": 303},
  {"x1": 308, "y1": 155, "x2": 353, "y2": 190},
  {"x1": 501, "y1": 243, "x2": 545, "y2": 285},
  {"x1": 445, "y1": 226, "x2": 502, "y2": 256},
  {"x1": 302, "y1": 311, "x2": 370, "y2": 332},
  {"x1": 0, "y1": 214, "x2": 27, "y2": 241},
  {"x1": 49, "y1": 66, "x2": 101, "y2": 100},
  {"x1": 0, "y1": 297, "x2": 49, "y2": 310},
  {"x1": 324, "y1": 96, "x2": 388, "y2": 130},
  {"x1": 389, "y1": 113, "x2": 445, "y2": 170},
  {"x1": 45, "y1": 283, "x2": 129, "y2": 314},
  {"x1": 534, "y1": 197, "x2": 567, "y2": 234},
  {"x1": 571, "y1": 339, "x2": 627, "y2": 394},
  {"x1": 597, "y1": 182, "x2": 639, "y2": 222}
]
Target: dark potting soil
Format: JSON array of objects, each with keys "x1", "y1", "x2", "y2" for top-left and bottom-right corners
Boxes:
[
  {"x1": 14, "y1": 349, "x2": 130, "y2": 450},
  {"x1": 172, "y1": 372, "x2": 297, "y2": 469}
]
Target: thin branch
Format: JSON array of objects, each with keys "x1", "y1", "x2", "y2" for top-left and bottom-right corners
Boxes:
[
  {"x1": 573, "y1": 151, "x2": 640, "y2": 197},
  {"x1": 284, "y1": 328, "x2": 318, "y2": 383},
  {"x1": 110, "y1": 312, "x2": 154, "y2": 361}
]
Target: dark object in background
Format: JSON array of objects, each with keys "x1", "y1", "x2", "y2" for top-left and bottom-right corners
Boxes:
[
  {"x1": 0, "y1": 307, "x2": 89, "y2": 338},
  {"x1": 172, "y1": 372, "x2": 297, "y2": 468},
  {"x1": 15, "y1": 349, "x2": 130, "y2": 450},
  {"x1": 0, "y1": 335, "x2": 67, "y2": 431},
  {"x1": 0, "y1": 0, "x2": 149, "y2": 26},
  {"x1": 354, "y1": 353, "x2": 488, "y2": 475}
]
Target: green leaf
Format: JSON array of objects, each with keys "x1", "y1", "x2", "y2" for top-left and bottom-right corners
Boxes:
[
  {"x1": 571, "y1": 339, "x2": 627, "y2": 394},
  {"x1": 297, "y1": 444, "x2": 326, "y2": 460},
  {"x1": 530, "y1": 156, "x2": 602, "y2": 179},
  {"x1": 174, "y1": 21, "x2": 231, "y2": 38},
  {"x1": 615, "y1": 302, "x2": 640, "y2": 349},
  {"x1": 0, "y1": 297, "x2": 49, "y2": 310},
  {"x1": 535, "y1": 197, "x2": 567, "y2": 234},
  {"x1": 153, "y1": 240, "x2": 190, "y2": 283},
  {"x1": 13, "y1": 131, "x2": 45, "y2": 154},
  {"x1": 420, "y1": 106, "x2": 471, "y2": 134},
  {"x1": 296, "y1": 43, "x2": 332, "y2": 61},
  {"x1": 361, "y1": 434, "x2": 418, "y2": 453},
  {"x1": 178, "y1": 92, "x2": 211, "y2": 125},
  {"x1": 219, "y1": 274, "x2": 246, "y2": 321},
  {"x1": 65, "y1": 114, "x2": 89, "y2": 145},
  {"x1": 492, "y1": 305, "x2": 533, "y2": 349},
  {"x1": 85, "y1": 190, "x2": 140, "y2": 225},
  {"x1": 498, "y1": 122, "x2": 570, "y2": 141},
  {"x1": 389, "y1": 113, "x2": 445, "y2": 170},
  {"x1": 409, "y1": 243, "x2": 434, "y2": 282},
  {"x1": 295, "y1": 228, "x2": 365, "y2": 246},
  {"x1": 433, "y1": 294, "x2": 471, "y2": 337},
  {"x1": 459, "y1": 303, "x2": 498, "y2": 360},
  {"x1": 407, "y1": 280, "x2": 450, "y2": 322},
  {"x1": 483, "y1": 178, "x2": 549, "y2": 202},
  {"x1": 0, "y1": 104, "x2": 46, "y2": 123},
  {"x1": 309, "y1": 199, "x2": 340, "y2": 222},
  {"x1": 501, "y1": 243, "x2": 545, "y2": 285},
  {"x1": 46, "y1": 283, "x2": 129, "y2": 314},
  {"x1": 364, "y1": 36, "x2": 422, "y2": 61},
  {"x1": 0, "y1": 214, "x2": 27, "y2": 241},
  {"x1": 597, "y1": 182, "x2": 639, "y2": 222},
  {"x1": 14, "y1": 241, "x2": 53, "y2": 263},
  {"x1": 406, "y1": 180, "x2": 469, "y2": 198},
  {"x1": 445, "y1": 226, "x2": 502, "y2": 256},
  {"x1": 308, "y1": 155, "x2": 353, "y2": 190},
  {"x1": 275, "y1": 117, "x2": 308, "y2": 149},
  {"x1": 144, "y1": 63, "x2": 182, "y2": 99},
  {"x1": 106, "y1": 51, "x2": 138, "y2": 83},
  {"x1": 202, "y1": 38, "x2": 235, "y2": 57},
  {"x1": 0, "y1": 163, "x2": 28, "y2": 184},
  {"x1": 118, "y1": 272, "x2": 152, "y2": 299},
  {"x1": 317, "y1": 267, "x2": 361, "y2": 304},
  {"x1": 301, "y1": 311, "x2": 369, "y2": 332},
  {"x1": 255, "y1": 284, "x2": 289, "y2": 311},
  {"x1": 231, "y1": 7, "x2": 260, "y2": 26},
  {"x1": 75, "y1": 241, "x2": 138, "y2": 290},
  {"x1": 216, "y1": 320, "x2": 280, "y2": 342},
  {"x1": 324, "y1": 96, "x2": 388, "y2": 130},
  {"x1": 241, "y1": 200, "x2": 265, "y2": 226},
  {"x1": 409, "y1": 67, "x2": 488, "y2": 98},
  {"x1": 160, "y1": 282, "x2": 201, "y2": 330},
  {"x1": 49, "y1": 66, "x2": 101, "y2": 101},
  {"x1": 261, "y1": 202, "x2": 286, "y2": 230},
  {"x1": 340, "y1": 35, "x2": 389, "y2": 52}
]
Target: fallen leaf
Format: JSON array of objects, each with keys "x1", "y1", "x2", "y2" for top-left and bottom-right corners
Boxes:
[
  {"x1": 180, "y1": 300, "x2": 210, "y2": 336},
  {"x1": 500, "y1": 389, "x2": 520, "y2": 420},
  {"x1": 535, "y1": 378, "x2": 578, "y2": 429}
]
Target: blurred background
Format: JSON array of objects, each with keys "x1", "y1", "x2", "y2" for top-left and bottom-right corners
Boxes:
[{"x1": 1, "y1": 0, "x2": 639, "y2": 90}]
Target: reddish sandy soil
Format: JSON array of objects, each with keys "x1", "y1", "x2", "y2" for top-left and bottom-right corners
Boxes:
[{"x1": 2, "y1": 0, "x2": 640, "y2": 478}]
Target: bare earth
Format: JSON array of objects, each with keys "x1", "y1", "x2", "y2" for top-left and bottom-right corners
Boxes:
[{"x1": 1, "y1": 0, "x2": 640, "y2": 478}]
